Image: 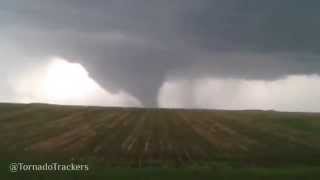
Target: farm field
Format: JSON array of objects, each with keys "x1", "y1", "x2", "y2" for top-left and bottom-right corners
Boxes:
[{"x1": 0, "y1": 103, "x2": 320, "y2": 179}]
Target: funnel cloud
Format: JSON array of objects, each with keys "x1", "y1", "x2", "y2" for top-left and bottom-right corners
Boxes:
[{"x1": 1, "y1": 0, "x2": 320, "y2": 111}]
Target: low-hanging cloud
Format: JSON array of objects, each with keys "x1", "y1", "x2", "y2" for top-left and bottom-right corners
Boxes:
[
  {"x1": 158, "y1": 75, "x2": 320, "y2": 112},
  {"x1": 2, "y1": 57, "x2": 141, "y2": 107},
  {"x1": 1, "y1": 0, "x2": 320, "y2": 110}
]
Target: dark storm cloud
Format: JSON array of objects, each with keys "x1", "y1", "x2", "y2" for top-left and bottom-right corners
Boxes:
[
  {"x1": 181, "y1": 1, "x2": 320, "y2": 53},
  {"x1": 1, "y1": 0, "x2": 320, "y2": 106}
]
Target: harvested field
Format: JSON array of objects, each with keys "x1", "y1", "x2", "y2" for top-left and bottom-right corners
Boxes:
[{"x1": 0, "y1": 103, "x2": 320, "y2": 168}]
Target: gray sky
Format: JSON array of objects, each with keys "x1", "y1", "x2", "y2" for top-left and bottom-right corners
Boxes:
[{"x1": 1, "y1": 0, "x2": 320, "y2": 111}]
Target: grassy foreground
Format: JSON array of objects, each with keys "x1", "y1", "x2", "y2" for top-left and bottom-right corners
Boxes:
[
  {"x1": 2, "y1": 165, "x2": 320, "y2": 180},
  {"x1": 0, "y1": 103, "x2": 320, "y2": 179}
]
